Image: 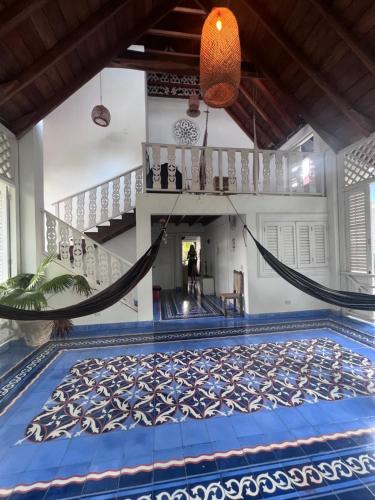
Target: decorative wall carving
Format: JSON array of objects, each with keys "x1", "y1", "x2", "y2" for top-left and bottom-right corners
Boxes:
[
  {"x1": 173, "y1": 118, "x2": 200, "y2": 145},
  {"x1": 147, "y1": 73, "x2": 201, "y2": 99}
]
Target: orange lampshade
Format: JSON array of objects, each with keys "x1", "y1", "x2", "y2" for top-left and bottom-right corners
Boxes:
[{"x1": 200, "y1": 7, "x2": 241, "y2": 108}]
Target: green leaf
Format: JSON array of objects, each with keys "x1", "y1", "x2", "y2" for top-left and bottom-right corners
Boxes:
[
  {"x1": 27, "y1": 254, "x2": 56, "y2": 291},
  {"x1": 0, "y1": 289, "x2": 48, "y2": 310},
  {"x1": 72, "y1": 275, "x2": 93, "y2": 297},
  {"x1": 1, "y1": 274, "x2": 34, "y2": 290},
  {"x1": 39, "y1": 275, "x2": 75, "y2": 295}
]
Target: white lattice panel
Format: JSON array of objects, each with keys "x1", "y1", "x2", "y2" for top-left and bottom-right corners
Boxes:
[
  {"x1": 344, "y1": 138, "x2": 375, "y2": 187},
  {"x1": 0, "y1": 132, "x2": 14, "y2": 181}
]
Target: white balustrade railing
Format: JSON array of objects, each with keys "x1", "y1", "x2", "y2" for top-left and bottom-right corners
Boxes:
[
  {"x1": 341, "y1": 271, "x2": 375, "y2": 321},
  {"x1": 52, "y1": 165, "x2": 143, "y2": 231},
  {"x1": 143, "y1": 143, "x2": 325, "y2": 196},
  {"x1": 342, "y1": 272, "x2": 375, "y2": 294},
  {"x1": 42, "y1": 210, "x2": 137, "y2": 311}
]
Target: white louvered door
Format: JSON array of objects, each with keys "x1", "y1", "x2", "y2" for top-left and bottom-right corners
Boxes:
[
  {"x1": 0, "y1": 182, "x2": 10, "y2": 283},
  {"x1": 280, "y1": 223, "x2": 296, "y2": 267},
  {"x1": 263, "y1": 223, "x2": 280, "y2": 272},
  {"x1": 312, "y1": 223, "x2": 328, "y2": 266},
  {"x1": 296, "y1": 223, "x2": 312, "y2": 267},
  {"x1": 263, "y1": 222, "x2": 297, "y2": 272},
  {"x1": 296, "y1": 222, "x2": 328, "y2": 268},
  {"x1": 345, "y1": 185, "x2": 371, "y2": 274}
]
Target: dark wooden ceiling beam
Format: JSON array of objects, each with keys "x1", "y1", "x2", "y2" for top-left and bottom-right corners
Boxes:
[
  {"x1": 0, "y1": 0, "x2": 133, "y2": 107},
  {"x1": 226, "y1": 104, "x2": 256, "y2": 146},
  {"x1": 231, "y1": 100, "x2": 274, "y2": 148},
  {"x1": 202, "y1": 217, "x2": 215, "y2": 226},
  {"x1": 241, "y1": 0, "x2": 374, "y2": 137},
  {"x1": 308, "y1": 0, "x2": 375, "y2": 78},
  {"x1": 252, "y1": 78, "x2": 298, "y2": 130},
  {"x1": 240, "y1": 85, "x2": 285, "y2": 141},
  {"x1": 147, "y1": 48, "x2": 199, "y2": 58},
  {"x1": 173, "y1": 6, "x2": 206, "y2": 15},
  {"x1": 109, "y1": 50, "x2": 259, "y2": 78},
  {"x1": 189, "y1": 216, "x2": 199, "y2": 225},
  {"x1": 0, "y1": 0, "x2": 49, "y2": 38},
  {"x1": 10, "y1": 0, "x2": 181, "y2": 136},
  {"x1": 252, "y1": 55, "x2": 344, "y2": 151},
  {"x1": 147, "y1": 28, "x2": 201, "y2": 40},
  {"x1": 176, "y1": 215, "x2": 186, "y2": 225}
]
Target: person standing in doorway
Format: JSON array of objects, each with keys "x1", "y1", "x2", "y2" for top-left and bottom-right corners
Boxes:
[{"x1": 187, "y1": 244, "x2": 198, "y2": 285}]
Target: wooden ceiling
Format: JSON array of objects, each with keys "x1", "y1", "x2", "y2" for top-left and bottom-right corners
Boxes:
[
  {"x1": 0, "y1": 0, "x2": 375, "y2": 151},
  {"x1": 151, "y1": 214, "x2": 220, "y2": 225}
]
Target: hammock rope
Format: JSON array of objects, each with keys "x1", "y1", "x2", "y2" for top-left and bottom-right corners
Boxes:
[
  {"x1": 226, "y1": 196, "x2": 375, "y2": 311},
  {"x1": 0, "y1": 194, "x2": 181, "y2": 320}
]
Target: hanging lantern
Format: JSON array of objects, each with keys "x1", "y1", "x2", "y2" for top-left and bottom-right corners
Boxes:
[
  {"x1": 91, "y1": 73, "x2": 111, "y2": 127},
  {"x1": 91, "y1": 105, "x2": 111, "y2": 127},
  {"x1": 186, "y1": 94, "x2": 201, "y2": 117},
  {"x1": 200, "y1": 7, "x2": 241, "y2": 108}
]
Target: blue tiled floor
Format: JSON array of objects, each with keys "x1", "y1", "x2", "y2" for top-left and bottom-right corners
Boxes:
[
  {"x1": 159, "y1": 289, "x2": 224, "y2": 320},
  {"x1": 0, "y1": 315, "x2": 374, "y2": 498},
  {"x1": 0, "y1": 339, "x2": 35, "y2": 378}
]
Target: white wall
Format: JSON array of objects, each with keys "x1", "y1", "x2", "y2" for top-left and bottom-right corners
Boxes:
[
  {"x1": 46, "y1": 261, "x2": 137, "y2": 327},
  {"x1": 203, "y1": 216, "x2": 248, "y2": 300},
  {"x1": 136, "y1": 193, "x2": 331, "y2": 320},
  {"x1": 147, "y1": 97, "x2": 253, "y2": 148},
  {"x1": 102, "y1": 226, "x2": 137, "y2": 263},
  {"x1": 43, "y1": 67, "x2": 146, "y2": 209},
  {"x1": 18, "y1": 123, "x2": 44, "y2": 273}
]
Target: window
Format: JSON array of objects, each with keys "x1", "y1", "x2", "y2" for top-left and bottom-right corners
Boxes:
[
  {"x1": 0, "y1": 127, "x2": 16, "y2": 283},
  {"x1": 263, "y1": 222, "x2": 296, "y2": 271},
  {"x1": 345, "y1": 186, "x2": 370, "y2": 274},
  {"x1": 0, "y1": 181, "x2": 12, "y2": 282},
  {"x1": 260, "y1": 215, "x2": 328, "y2": 276}
]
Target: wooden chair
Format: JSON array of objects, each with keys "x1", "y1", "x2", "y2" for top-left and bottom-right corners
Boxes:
[{"x1": 219, "y1": 270, "x2": 244, "y2": 316}]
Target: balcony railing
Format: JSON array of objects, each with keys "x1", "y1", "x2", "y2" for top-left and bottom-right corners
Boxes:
[{"x1": 142, "y1": 143, "x2": 325, "y2": 196}]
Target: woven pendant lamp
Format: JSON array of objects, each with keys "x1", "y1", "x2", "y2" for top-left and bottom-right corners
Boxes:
[
  {"x1": 200, "y1": 7, "x2": 241, "y2": 108},
  {"x1": 91, "y1": 72, "x2": 111, "y2": 127}
]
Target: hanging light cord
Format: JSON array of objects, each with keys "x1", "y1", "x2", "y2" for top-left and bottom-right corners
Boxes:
[{"x1": 99, "y1": 72, "x2": 103, "y2": 106}]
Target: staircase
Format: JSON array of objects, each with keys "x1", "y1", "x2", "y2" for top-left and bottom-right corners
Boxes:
[
  {"x1": 47, "y1": 166, "x2": 144, "y2": 312},
  {"x1": 85, "y1": 211, "x2": 136, "y2": 244}
]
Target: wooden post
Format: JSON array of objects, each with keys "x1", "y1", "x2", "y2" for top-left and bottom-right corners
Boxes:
[{"x1": 218, "y1": 148, "x2": 223, "y2": 192}]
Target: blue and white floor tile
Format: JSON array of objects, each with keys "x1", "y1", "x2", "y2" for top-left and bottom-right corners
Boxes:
[
  {"x1": 0, "y1": 315, "x2": 375, "y2": 498},
  {"x1": 160, "y1": 290, "x2": 224, "y2": 320}
]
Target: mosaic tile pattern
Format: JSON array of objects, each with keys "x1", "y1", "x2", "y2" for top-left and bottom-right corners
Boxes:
[
  {"x1": 2, "y1": 316, "x2": 375, "y2": 415},
  {"x1": 24, "y1": 337, "x2": 375, "y2": 442}
]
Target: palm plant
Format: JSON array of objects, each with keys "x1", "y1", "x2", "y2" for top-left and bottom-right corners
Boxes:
[{"x1": 0, "y1": 254, "x2": 92, "y2": 338}]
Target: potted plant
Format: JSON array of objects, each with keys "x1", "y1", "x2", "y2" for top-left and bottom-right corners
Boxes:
[{"x1": 0, "y1": 255, "x2": 92, "y2": 347}]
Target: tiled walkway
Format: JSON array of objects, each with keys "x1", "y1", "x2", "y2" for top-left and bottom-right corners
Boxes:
[
  {"x1": 0, "y1": 315, "x2": 375, "y2": 498},
  {"x1": 159, "y1": 290, "x2": 224, "y2": 320}
]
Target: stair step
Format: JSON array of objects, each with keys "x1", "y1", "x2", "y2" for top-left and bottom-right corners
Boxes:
[
  {"x1": 110, "y1": 219, "x2": 125, "y2": 225},
  {"x1": 84, "y1": 213, "x2": 136, "y2": 244}
]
